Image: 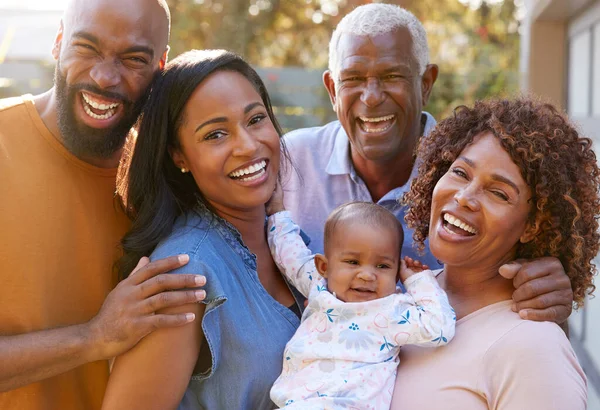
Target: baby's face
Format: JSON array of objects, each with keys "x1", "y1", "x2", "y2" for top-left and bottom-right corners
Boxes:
[{"x1": 318, "y1": 221, "x2": 400, "y2": 302}]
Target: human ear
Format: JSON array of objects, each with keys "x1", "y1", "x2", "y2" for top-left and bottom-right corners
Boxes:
[
  {"x1": 159, "y1": 46, "x2": 170, "y2": 70},
  {"x1": 420, "y1": 64, "x2": 438, "y2": 106},
  {"x1": 168, "y1": 146, "x2": 188, "y2": 172},
  {"x1": 314, "y1": 254, "x2": 329, "y2": 279},
  {"x1": 52, "y1": 21, "x2": 64, "y2": 60},
  {"x1": 323, "y1": 70, "x2": 337, "y2": 108}
]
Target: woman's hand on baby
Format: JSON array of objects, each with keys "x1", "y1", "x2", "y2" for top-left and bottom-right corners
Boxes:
[
  {"x1": 399, "y1": 256, "x2": 429, "y2": 282},
  {"x1": 266, "y1": 180, "x2": 285, "y2": 215}
]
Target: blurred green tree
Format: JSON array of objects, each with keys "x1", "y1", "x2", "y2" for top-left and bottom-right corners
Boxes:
[{"x1": 166, "y1": 0, "x2": 521, "y2": 120}]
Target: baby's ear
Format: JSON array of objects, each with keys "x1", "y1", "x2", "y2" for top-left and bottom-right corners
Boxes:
[{"x1": 314, "y1": 254, "x2": 329, "y2": 279}]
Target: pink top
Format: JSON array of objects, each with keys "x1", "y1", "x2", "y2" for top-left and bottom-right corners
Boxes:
[{"x1": 391, "y1": 300, "x2": 587, "y2": 410}]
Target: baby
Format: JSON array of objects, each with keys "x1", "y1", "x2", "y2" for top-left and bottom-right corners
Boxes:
[{"x1": 267, "y1": 200, "x2": 455, "y2": 410}]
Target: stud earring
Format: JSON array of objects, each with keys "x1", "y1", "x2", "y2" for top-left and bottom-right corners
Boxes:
[{"x1": 180, "y1": 167, "x2": 188, "y2": 173}]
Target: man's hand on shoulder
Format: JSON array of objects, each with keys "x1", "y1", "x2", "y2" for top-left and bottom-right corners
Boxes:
[
  {"x1": 86, "y1": 255, "x2": 206, "y2": 360},
  {"x1": 499, "y1": 256, "x2": 573, "y2": 325}
]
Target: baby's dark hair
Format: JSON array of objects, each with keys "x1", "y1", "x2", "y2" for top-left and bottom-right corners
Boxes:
[{"x1": 323, "y1": 202, "x2": 404, "y2": 254}]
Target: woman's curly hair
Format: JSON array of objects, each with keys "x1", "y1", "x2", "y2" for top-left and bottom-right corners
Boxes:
[{"x1": 404, "y1": 97, "x2": 600, "y2": 307}]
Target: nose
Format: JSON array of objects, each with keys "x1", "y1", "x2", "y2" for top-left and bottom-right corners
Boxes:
[
  {"x1": 89, "y1": 60, "x2": 121, "y2": 90},
  {"x1": 356, "y1": 268, "x2": 377, "y2": 282},
  {"x1": 454, "y1": 183, "x2": 481, "y2": 211},
  {"x1": 360, "y1": 77, "x2": 385, "y2": 107},
  {"x1": 232, "y1": 128, "x2": 260, "y2": 157}
]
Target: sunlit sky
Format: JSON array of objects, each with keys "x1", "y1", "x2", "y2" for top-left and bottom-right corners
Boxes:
[{"x1": 0, "y1": 0, "x2": 68, "y2": 10}]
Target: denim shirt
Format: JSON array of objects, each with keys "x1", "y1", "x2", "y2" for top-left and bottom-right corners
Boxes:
[{"x1": 149, "y1": 205, "x2": 303, "y2": 410}]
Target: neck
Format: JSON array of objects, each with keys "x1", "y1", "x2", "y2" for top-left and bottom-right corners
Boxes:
[
  {"x1": 439, "y1": 263, "x2": 515, "y2": 320},
  {"x1": 351, "y1": 150, "x2": 416, "y2": 202},
  {"x1": 212, "y1": 204, "x2": 267, "y2": 248},
  {"x1": 350, "y1": 116, "x2": 424, "y2": 202},
  {"x1": 32, "y1": 89, "x2": 121, "y2": 169}
]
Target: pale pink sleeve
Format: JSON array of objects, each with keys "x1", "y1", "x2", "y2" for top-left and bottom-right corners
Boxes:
[
  {"x1": 267, "y1": 211, "x2": 319, "y2": 297},
  {"x1": 482, "y1": 321, "x2": 587, "y2": 410}
]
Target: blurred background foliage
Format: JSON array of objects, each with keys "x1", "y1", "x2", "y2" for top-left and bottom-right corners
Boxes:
[{"x1": 166, "y1": 0, "x2": 522, "y2": 120}]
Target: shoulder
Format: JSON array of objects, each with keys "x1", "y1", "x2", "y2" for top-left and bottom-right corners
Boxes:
[
  {"x1": 485, "y1": 317, "x2": 570, "y2": 358},
  {"x1": 150, "y1": 212, "x2": 235, "y2": 300},
  {"x1": 283, "y1": 121, "x2": 342, "y2": 156},
  {"x1": 0, "y1": 95, "x2": 27, "y2": 112},
  {"x1": 0, "y1": 96, "x2": 28, "y2": 122},
  {"x1": 481, "y1": 316, "x2": 587, "y2": 408},
  {"x1": 151, "y1": 212, "x2": 213, "y2": 259},
  {"x1": 483, "y1": 312, "x2": 585, "y2": 387},
  {"x1": 150, "y1": 211, "x2": 234, "y2": 276}
]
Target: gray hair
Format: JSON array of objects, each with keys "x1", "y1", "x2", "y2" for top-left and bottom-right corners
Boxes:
[{"x1": 328, "y1": 4, "x2": 429, "y2": 82}]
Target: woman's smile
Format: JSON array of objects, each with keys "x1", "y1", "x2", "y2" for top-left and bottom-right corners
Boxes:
[
  {"x1": 227, "y1": 159, "x2": 270, "y2": 186},
  {"x1": 171, "y1": 70, "x2": 281, "y2": 213},
  {"x1": 428, "y1": 133, "x2": 532, "y2": 268}
]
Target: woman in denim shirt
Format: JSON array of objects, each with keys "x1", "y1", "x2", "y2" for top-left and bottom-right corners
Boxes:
[{"x1": 102, "y1": 50, "x2": 303, "y2": 409}]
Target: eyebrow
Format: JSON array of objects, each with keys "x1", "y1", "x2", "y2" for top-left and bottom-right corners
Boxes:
[
  {"x1": 72, "y1": 31, "x2": 154, "y2": 58},
  {"x1": 72, "y1": 31, "x2": 99, "y2": 44},
  {"x1": 458, "y1": 156, "x2": 521, "y2": 194},
  {"x1": 380, "y1": 64, "x2": 413, "y2": 73},
  {"x1": 194, "y1": 102, "x2": 264, "y2": 133},
  {"x1": 338, "y1": 251, "x2": 395, "y2": 262},
  {"x1": 123, "y1": 45, "x2": 154, "y2": 59}
]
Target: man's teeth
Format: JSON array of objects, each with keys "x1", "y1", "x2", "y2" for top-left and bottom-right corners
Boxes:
[
  {"x1": 83, "y1": 103, "x2": 115, "y2": 120},
  {"x1": 359, "y1": 115, "x2": 395, "y2": 133},
  {"x1": 359, "y1": 115, "x2": 395, "y2": 123},
  {"x1": 443, "y1": 213, "x2": 477, "y2": 234},
  {"x1": 82, "y1": 92, "x2": 120, "y2": 110},
  {"x1": 229, "y1": 160, "x2": 267, "y2": 179}
]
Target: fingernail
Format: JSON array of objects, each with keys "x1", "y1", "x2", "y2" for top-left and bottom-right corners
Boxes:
[
  {"x1": 195, "y1": 276, "x2": 206, "y2": 286},
  {"x1": 519, "y1": 310, "x2": 528, "y2": 319},
  {"x1": 178, "y1": 254, "x2": 189, "y2": 264},
  {"x1": 185, "y1": 313, "x2": 195, "y2": 321},
  {"x1": 511, "y1": 303, "x2": 517, "y2": 312},
  {"x1": 195, "y1": 290, "x2": 206, "y2": 299}
]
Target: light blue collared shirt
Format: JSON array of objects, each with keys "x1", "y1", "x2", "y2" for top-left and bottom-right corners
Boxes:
[{"x1": 281, "y1": 113, "x2": 441, "y2": 269}]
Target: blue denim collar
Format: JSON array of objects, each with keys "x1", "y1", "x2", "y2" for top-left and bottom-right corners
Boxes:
[{"x1": 195, "y1": 201, "x2": 258, "y2": 270}]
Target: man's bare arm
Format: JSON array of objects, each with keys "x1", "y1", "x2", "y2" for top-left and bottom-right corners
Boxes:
[{"x1": 0, "y1": 255, "x2": 206, "y2": 392}]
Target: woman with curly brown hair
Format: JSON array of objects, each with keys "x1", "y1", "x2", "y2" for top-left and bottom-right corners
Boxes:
[{"x1": 390, "y1": 97, "x2": 596, "y2": 409}]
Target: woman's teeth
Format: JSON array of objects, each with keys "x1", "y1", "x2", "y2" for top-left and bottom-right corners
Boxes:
[
  {"x1": 443, "y1": 213, "x2": 477, "y2": 234},
  {"x1": 237, "y1": 168, "x2": 266, "y2": 182},
  {"x1": 229, "y1": 160, "x2": 267, "y2": 180}
]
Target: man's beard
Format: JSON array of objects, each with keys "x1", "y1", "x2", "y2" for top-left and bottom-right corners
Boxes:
[{"x1": 54, "y1": 63, "x2": 149, "y2": 160}]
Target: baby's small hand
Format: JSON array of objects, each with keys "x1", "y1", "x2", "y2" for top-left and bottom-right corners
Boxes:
[
  {"x1": 266, "y1": 181, "x2": 285, "y2": 215},
  {"x1": 399, "y1": 256, "x2": 429, "y2": 282}
]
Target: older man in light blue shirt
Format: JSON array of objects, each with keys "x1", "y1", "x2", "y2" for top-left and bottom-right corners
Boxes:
[
  {"x1": 281, "y1": 4, "x2": 441, "y2": 268},
  {"x1": 282, "y1": 113, "x2": 440, "y2": 268}
]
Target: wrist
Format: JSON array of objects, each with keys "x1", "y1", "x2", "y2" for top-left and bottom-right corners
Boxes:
[
  {"x1": 403, "y1": 270, "x2": 434, "y2": 288},
  {"x1": 80, "y1": 319, "x2": 106, "y2": 362},
  {"x1": 266, "y1": 204, "x2": 285, "y2": 215},
  {"x1": 399, "y1": 270, "x2": 417, "y2": 282}
]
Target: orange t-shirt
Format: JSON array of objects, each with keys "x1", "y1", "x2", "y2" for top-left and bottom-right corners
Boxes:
[{"x1": 0, "y1": 95, "x2": 130, "y2": 410}]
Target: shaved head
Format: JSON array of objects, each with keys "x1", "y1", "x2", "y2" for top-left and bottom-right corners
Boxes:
[
  {"x1": 52, "y1": 0, "x2": 171, "y2": 162},
  {"x1": 62, "y1": 0, "x2": 170, "y2": 48}
]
